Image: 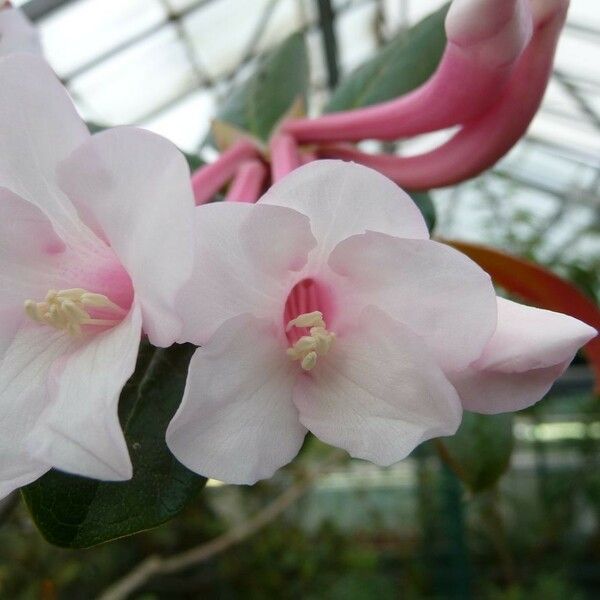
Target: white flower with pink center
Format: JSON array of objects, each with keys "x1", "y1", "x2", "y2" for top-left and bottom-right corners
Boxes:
[
  {"x1": 0, "y1": 54, "x2": 195, "y2": 498},
  {"x1": 168, "y1": 160, "x2": 596, "y2": 485}
]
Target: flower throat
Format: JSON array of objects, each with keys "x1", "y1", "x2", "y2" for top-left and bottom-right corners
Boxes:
[{"x1": 283, "y1": 278, "x2": 335, "y2": 371}]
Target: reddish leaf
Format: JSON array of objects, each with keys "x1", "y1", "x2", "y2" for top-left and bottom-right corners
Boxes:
[{"x1": 444, "y1": 240, "x2": 600, "y2": 392}]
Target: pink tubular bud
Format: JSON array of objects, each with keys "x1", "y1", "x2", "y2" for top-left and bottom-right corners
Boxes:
[
  {"x1": 225, "y1": 159, "x2": 268, "y2": 203},
  {"x1": 316, "y1": 2, "x2": 567, "y2": 190},
  {"x1": 284, "y1": 0, "x2": 535, "y2": 144},
  {"x1": 270, "y1": 132, "x2": 302, "y2": 182},
  {"x1": 190, "y1": 139, "x2": 260, "y2": 205}
]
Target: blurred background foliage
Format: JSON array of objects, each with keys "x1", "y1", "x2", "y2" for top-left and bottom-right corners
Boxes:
[{"x1": 2, "y1": 0, "x2": 599, "y2": 597}]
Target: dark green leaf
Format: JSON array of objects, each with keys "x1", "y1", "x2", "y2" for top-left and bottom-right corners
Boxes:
[
  {"x1": 215, "y1": 32, "x2": 309, "y2": 141},
  {"x1": 184, "y1": 152, "x2": 204, "y2": 173},
  {"x1": 439, "y1": 412, "x2": 514, "y2": 493},
  {"x1": 409, "y1": 191, "x2": 436, "y2": 232},
  {"x1": 23, "y1": 343, "x2": 206, "y2": 548},
  {"x1": 86, "y1": 121, "x2": 107, "y2": 134},
  {"x1": 325, "y1": 4, "x2": 449, "y2": 112}
]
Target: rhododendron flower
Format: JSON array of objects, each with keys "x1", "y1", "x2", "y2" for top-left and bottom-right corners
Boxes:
[
  {"x1": 286, "y1": 0, "x2": 569, "y2": 189},
  {"x1": 0, "y1": 54, "x2": 194, "y2": 498},
  {"x1": 0, "y1": 5, "x2": 41, "y2": 56},
  {"x1": 286, "y1": 0, "x2": 535, "y2": 143},
  {"x1": 168, "y1": 161, "x2": 596, "y2": 484}
]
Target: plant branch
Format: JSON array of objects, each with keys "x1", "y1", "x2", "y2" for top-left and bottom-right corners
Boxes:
[{"x1": 98, "y1": 450, "x2": 345, "y2": 600}]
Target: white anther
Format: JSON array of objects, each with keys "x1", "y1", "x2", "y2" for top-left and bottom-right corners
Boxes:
[
  {"x1": 24, "y1": 300, "x2": 43, "y2": 322},
  {"x1": 286, "y1": 310, "x2": 325, "y2": 332},
  {"x1": 67, "y1": 321, "x2": 82, "y2": 337},
  {"x1": 301, "y1": 351, "x2": 318, "y2": 371},
  {"x1": 61, "y1": 299, "x2": 89, "y2": 321},
  {"x1": 81, "y1": 292, "x2": 127, "y2": 314},
  {"x1": 24, "y1": 288, "x2": 124, "y2": 336},
  {"x1": 46, "y1": 304, "x2": 64, "y2": 327},
  {"x1": 286, "y1": 311, "x2": 335, "y2": 371},
  {"x1": 311, "y1": 327, "x2": 335, "y2": 355},
  {"x1": 56, "y1": 288, "x2": 88, "y2": 300},
  {"x1": 292, "y1": 336, "x2": 317, "y2": 353}
]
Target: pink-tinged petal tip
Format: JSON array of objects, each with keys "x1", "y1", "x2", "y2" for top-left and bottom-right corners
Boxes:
[{"x1": 452, "y1": 298, "x2": 597, "y2": 414}]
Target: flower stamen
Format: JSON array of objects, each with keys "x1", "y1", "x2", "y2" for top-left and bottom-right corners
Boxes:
[
  {"x1": 285, "y1": 310, "x2": 325, "y2": 331},
  {"x1": 24, "y1": 288, "x2": 125, "y2": 336},
  {"x1": 286, "y1": 311, "x2": 335, "y2": 371}
]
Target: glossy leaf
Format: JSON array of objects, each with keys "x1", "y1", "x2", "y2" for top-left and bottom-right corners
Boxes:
[
  {"x1": 216, "y1": 32, "x2": 309, "y2": 142},
  {"x1": 325, "y1": 4, "x2": 449, "y2": 112},
  {"x1": 446, "y1": 240, "x2": 600, "y2": 393},
  {"x1": 438, "y1": 413, "x2": 514, "y2": 493},
  {"x1": 23, "y1": 342, "x2": 206, "y2": 548}
]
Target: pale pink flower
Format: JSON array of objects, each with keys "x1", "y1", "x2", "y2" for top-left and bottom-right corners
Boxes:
[
  {"x1": 0, "y1": 6, "x2": 41, "y2": 56},
  {"x1": 168, "y1": 161, "x2": 596, "y2": 484},
  {"x1": 0, "y1": 54, "x2": 195, "y2": 498}
]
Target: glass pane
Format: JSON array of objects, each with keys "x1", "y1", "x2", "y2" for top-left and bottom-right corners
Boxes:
[
  {"x1": 70, "y1": 24, "x2": 195, "y2": 124},
  {"x1": 40, "y1": 0, "x2": 166, "y2": 77}
]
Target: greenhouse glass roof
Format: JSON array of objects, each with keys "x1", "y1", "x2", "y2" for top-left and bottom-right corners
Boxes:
[{"x1": 13, "y1": 0, "x2": 599, "y2": 265}]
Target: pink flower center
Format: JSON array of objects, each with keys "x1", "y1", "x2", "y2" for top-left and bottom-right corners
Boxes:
[
  {"x1": 283, "y1": 278, "x2": 336, "y2": 371},
  {"x1": 23, "y1": 253, "x2": 134, "y2": 337},
  {"x1": 283, "y1": 278, "x2": 334, "y2": 343}
]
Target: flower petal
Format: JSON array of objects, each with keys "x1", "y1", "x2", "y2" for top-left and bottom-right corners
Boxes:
[
  {"x1": 0, "y1": 187, "x2": 65, "y2": 260},
  {"x1": 0, "y1": 8, "x2": 42, "y2": 56},
  {"x1": 0, "y1": 307, "x2": 23, "y2": 359},
  {"x1": 259, "y1": 161, "x2": 429, "y2": 265},
  {"x1": 167, "y1": 314, "x2": 305, "y2": 484},
  {"x1": 475, "y1": 298, "x2": 597, "y2": 372},
  {"x1": 293, "y1": 306, "x2": 462, "y2": 466},
  {"x1": 0, "y1": 325, "x2": 75, "y2": 498},
  {"x1": 178, "y1": 202, "x2": 316, "y2": 345},
  {"x1": 0, "y1": 54, "x2": 92, "y2": 243},
  {"x1": 450, "y1": 362, "x2": 567, "y2": 415},
  {"x1": 26, "y1": 303, "x2": 142, "y2": 481},
  {"x1": 450, "y1": 298, "x2": 597, "y2": 414},
  {"x1": 0, "y1": 187, "x2": 123, "y2": 341},
  {"x1": 328, "y1": 232, "x2": 497, "y2": 371},
  {"x1": 0, "y1": 187, "x2": 66, "y2": 308},
  {"x1": 57, "y1": 127, "x2": 195, "y2": 347}
]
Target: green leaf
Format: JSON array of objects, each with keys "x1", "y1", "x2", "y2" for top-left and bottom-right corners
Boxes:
[
  {"x1": 325, "y1": 3, "x2": 449, "y2": 112},
  {"x1": 409, "y1": 191, "x2": 436, "y2": 232},
  {"x1": 184, "y1": 152, "x2": 204, "y2": 173},
  {"x1": 86, "y1": 121, "x2": 107, "y2": 134},
  {"x1": 22, "y1": 343, "x2": 206, "y2": 548},
  {"x1": 439, "y1": 412, "x2": 514, "y2": 493},
  {"x1": 215, "y1": 32, "x2": 309, "y2": 142}
]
